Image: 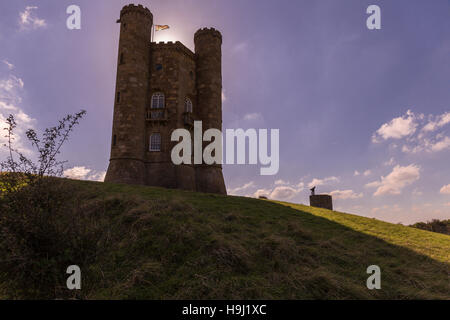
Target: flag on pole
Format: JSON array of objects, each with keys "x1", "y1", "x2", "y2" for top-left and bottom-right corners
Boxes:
[{"x1": 155, "y1": 25, "x2": 170, "y2": 31}]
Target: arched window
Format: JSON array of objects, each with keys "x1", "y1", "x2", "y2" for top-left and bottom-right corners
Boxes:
[
  {"x1": 185, "y1": 98, "x2": 193, "y2": 113},
  {"x1": 150, "y1": 133, "x2": 161, "y2": 151},
  {"x1": 119, "y1": 53, "x2": 124, "y2": 64},
  {"x1": 151, "y1": 92, "x2": 165, "y2": 109},
  {"x1": 112, "y1": 134, "x2": 117, "y2": 146}
]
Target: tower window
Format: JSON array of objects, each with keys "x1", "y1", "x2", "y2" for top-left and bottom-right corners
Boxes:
[
  {"x1": 119, "y1": 53, "x2": 124, "y2": 64},
  {"x1": 185, "y1": 98, "x2": 193, "y2": 113},
  {"x1": 150, "y1": 133, "x2": 161, "y2": 151},
  {"x1": 151, "y1": 92, "x2": 165, "y2": 109},
  {"x1": 116, "y1": 91, "x2": 121, "y2": 103},
  {"x1": 112, "y1": 134, "x2": 117, "y2": 146},
  {"x1": 155, "y1": 64, "x2": 163, "y2": 71}
]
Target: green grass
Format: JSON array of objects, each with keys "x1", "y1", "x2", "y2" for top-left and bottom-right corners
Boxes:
[{"x1": 3, "y1": 179, "x2": 450, "y2": 299}]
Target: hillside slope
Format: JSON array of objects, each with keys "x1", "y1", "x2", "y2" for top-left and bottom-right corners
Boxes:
[{"x1": 1, "y1": 179, "x2": 449, "y2": 299}]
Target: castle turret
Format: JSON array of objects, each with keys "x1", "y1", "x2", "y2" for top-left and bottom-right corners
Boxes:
[
  {"x1": 194, "y1": 28, "x2": 227, "y2": 194},
  {"x1": 105, "y1": 4, "x2": 153, "y2": 184}
]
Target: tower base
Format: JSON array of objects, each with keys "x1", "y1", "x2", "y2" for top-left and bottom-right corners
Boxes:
[
  {"x1": 105, "y1": 159, "x2": 146, "y2": 185},
  {"x1": 195, "y1": 165, "x2": 227, "y2": 195}
]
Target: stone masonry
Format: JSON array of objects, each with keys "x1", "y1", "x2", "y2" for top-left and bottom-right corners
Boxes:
[
  {"x1": 104, "y1": 4, "x2": 227, "y2": 194},
  {"x1": 309, "y1": 194, "x2": 333, "y2": 210}
]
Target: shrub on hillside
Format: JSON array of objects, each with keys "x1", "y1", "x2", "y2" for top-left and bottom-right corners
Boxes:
[
  {"x1": 410, "y1": 219, "x2": 450, "y2": 235},
  {"x1": 0, "y1": 110, "x2": 99, "y2": 298},
  {"x1": 0, "y1": 178, "x2": 114, "y2": 298}
]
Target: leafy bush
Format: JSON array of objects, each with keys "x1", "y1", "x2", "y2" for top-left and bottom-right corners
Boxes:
[{"x1": 410, "y1": 219, "x2": 450, "y2": 235}]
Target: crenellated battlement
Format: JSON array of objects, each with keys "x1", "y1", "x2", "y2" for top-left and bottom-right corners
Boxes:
[
  {"x1": 120, "y1": 3, "x2": 153, "y2": 20},
  {"x1": 150, "y1": 41, "x2": 195, "y2": 59},
  {"x1": 194, "y1": 27, "x2": 222, "y2": 41}
]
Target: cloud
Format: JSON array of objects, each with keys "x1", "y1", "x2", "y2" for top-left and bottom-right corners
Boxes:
[
  {"x1": 0, "y1": 73, "x2": 35, "y2": 155},
  {"x1": 19, "y1": 6, "x2": 46, "y2": 30},
  {"x1": 251, "y1": 180, "x2": 305, "y2": 201},
  {"x1": 372, "y1": 110, "x2": 418, "y2": 142},
  {"x1": 231, "y1": 42, "x2": 249, "y2": 54},
  {"x1": 366, "y1": 164, "x2": 420, "y2": 196},
  {"x1": 430, "y1": 136, "x2": 450, "y2": 152},
  {"x1": 422, "y1": 112, "x2": 450, "y2": 132},
  {"x1": 365, "y1": 181, "x2": 381, "y2": 188},
  {"x1": 63, "y1": 166, "x2": 106, "y2": 182},
  {"x1": 402, "y1": 135, "x2": 450, "y2": 154},
  {"x1": 384, "y1": 157, "x2": 395, "y2": 166},
  {"x1": 274, "y1": 179, "x2": 289, "y2": 185},
  {"x1": 243, "y1": 112, "x2": 263, "y2": 121},
  {"x1": 354, "y1": 170, "x2": 360, "y2": 176},
  {"x1": 440, "y1": 184, "x2": 450, "y2": 195},
  {"x1": 329, "y1": 189, "x2": 363, "y2": 200},
  {"x1": 253, "y1": 188, "x2": 272, "y2": 199},
  {"x1": 308, "y1": 176, "x2": 339, "y2": 188},
  {"x1": 228, "y1": 181, "x2": 255, "y2": 195},
  {"x1": 372, "y1": 109, "x2": 450, "y2": 154},
  {"x1": 269, "y1": 186, "x2": 299, "y2": 200},
  {"x1": 363, "y1": 170, "x2": 371, "y2": 177},
  {"x1": 0, "y1": 75, "x2": 24, "y2": 94},
  {"x1": 221, "y1": 90, "x2": 226, "y2": 103},
  {"x1": 2, "y1": 60, "x2": 14, "y2": 70}
]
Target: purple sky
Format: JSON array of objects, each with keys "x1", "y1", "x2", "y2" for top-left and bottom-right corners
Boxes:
[{"x1": 1, "y1": 0, "x2": 450, "y2": 224}]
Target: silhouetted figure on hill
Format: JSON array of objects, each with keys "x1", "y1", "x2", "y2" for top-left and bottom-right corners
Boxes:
[{"x1": 310, "y1": 186, "x2": 316, "y2": 196}]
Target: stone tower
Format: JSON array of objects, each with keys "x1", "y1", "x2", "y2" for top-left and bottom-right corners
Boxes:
[
  {"x1": 194, "y1": 28, "x2": 227, "y2": 194},
  {"x1": 104, "y1": 4, "x2": 152, "y2": 185},
  {"x1": 105, "y1": 4, "x2": 227, "y2": 195}
]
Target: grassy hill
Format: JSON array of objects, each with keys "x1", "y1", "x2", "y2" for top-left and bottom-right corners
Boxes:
[{"x1": 1, "y1": 179, "x2": 449, "y2": 299}]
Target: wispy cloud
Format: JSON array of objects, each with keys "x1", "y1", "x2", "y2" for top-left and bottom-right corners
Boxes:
[
  {"x1": 308, "y1": 176, "x2": 339, "y2": 189},
  {"x1": 229, "y1": 179, "x2": 305, "y2": 201},
  {"x1": 227, "y1": 181, "x2": 255, "y2": 195},
  {"x1": 372, "y1": 109, "x2": 450, "y2": 154},
  {"x1": 231, "y1": 42, "x2": 249, "y2": 55},
  {"x1": 329, "y1": 189, "x2": 363, "y2": 200},
  {"x1": 372, "y1": 110, "x2": 419, "y2": 143},
  {"x1": 0, "y1": 71, "x2": 35, "y2": 155},
  {"x1": 19, "y1": 6, "x2": 46, "y2": 30},
  {"x1": 366, "y1": 164, "x2": 420, "y2": 196},
  {"x1": 63, "y1": 166, "x2": 106, "y2": 182},
  {"x1": 440, "y1": 184, "x2": 450, "y2": 195},
  {"x1": 363, "y1": 170, "x2": 371, "y2": 177},
  {"x1": 254, "y1": 183, "x2": 304, "y2": 201},
  {"x1": 2, "y1": 60, "x2": 14, "y2": 70},
  {"x1": 243, "y1": 112, "x2": 263, "y2": 121},
  {"x1": 221, "y1": 90, "x2": 226, "y2": 103},
  {"x1": 384, "y1": 157, "x2": 395, "y2": 166},
  {"x1": 274, "y1": 179, "x2": 289, "y2": 185},
  {"x1": 269, "y1": 186, "x2": 299, "y2": 200},
  {"x1": 422, "y1": 112, "x2": 450, "y2": 132}
]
